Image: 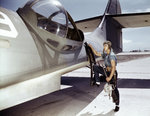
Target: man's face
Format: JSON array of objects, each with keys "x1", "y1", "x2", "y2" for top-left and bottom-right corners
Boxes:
[{"x1": 103, "y1": 44, "x2": 109, "y2": 52}]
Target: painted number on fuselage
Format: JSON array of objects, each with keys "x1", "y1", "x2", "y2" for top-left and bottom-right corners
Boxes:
[{"x1": 0, "y1": 11, "x2": 18, "y2": 38}]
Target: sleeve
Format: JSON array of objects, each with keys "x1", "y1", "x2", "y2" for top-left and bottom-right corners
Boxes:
[{"x1": 109, "y1": 55, "x2": 117, "y2": 65}]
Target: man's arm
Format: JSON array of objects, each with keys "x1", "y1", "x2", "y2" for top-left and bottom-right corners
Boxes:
[
  {"x1": 106, "y1": 60, "x2": 116, "y2": 82},
  {"x1": 88, "y1": 44, "x2": 101, "y2": 57}
]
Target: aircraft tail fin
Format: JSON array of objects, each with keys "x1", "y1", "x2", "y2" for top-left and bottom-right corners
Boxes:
[
  {"x1": 104, "y1": 0, "x2": 121, "y2": 15},
  {"x1": 103, "y1": 0, "x2": 122, "y2": 53}
]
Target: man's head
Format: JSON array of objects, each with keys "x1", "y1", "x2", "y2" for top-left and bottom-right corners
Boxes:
[{"x1": 103, "y1": 41, "x2": 112, "y2": 52}]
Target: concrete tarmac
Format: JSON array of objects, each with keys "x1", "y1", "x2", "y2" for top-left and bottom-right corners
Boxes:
[{"x1": 0, "y1": 57, "x2": 150, "y2": 116}]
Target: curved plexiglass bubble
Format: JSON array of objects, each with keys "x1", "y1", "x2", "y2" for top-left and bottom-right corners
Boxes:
[{"x1": 31, "y1": 0, "x2": 68, "y2": 38}]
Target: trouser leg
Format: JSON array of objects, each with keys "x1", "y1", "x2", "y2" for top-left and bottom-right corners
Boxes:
[
  {"x1": 112, "y1": 87, "x2": 120, "y2": 105},
  {"x1": 93, "y1": 65, "x2": 105, "y2": 82},
  {"x1": 111, "y1": 71, "x2": 119, "y2": 105}
]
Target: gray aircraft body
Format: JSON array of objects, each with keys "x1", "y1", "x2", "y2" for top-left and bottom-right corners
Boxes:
[{"x1": 0, "y1": 0, "x2": 150, "y2": 110}]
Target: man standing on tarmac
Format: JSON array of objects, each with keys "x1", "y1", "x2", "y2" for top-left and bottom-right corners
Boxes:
[{"x1": 88, "y1": 41, "x2": 120, "y2": 112}]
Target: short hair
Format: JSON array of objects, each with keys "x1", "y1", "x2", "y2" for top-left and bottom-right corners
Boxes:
[{"x1": 103, "y1": 41, "x2": 112, "y2": 49}]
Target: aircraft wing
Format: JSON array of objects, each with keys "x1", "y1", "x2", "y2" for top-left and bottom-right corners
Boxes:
[
  {"x1": 75, "y1": 12, "x2": 150, "y2": 32},
  {"x1": 75, "y1": 16, "x2": 103, "y2": 32},
  {"x1": 112, "y1": 12, "x2": 150, "y2": 28}
]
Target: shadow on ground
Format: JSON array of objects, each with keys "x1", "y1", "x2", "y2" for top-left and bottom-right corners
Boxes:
[
  {"x1": 0, "y1": 77, "x2": 104, "y2": 116},
  {"x1": 1, "y1": 76, "x2": 150, "y2": 116},
  {"x1": 118, "y1": 78, "x2": 150, "y2": 89}
]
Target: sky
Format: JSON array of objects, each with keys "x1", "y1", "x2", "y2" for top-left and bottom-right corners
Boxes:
[{"x1": 0, "y1": 0, "x2": 150, "y2": 51}]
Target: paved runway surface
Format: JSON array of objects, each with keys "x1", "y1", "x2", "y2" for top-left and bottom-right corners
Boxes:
[{"x1": 0, "y1": 57, "x2": 150, "y2": 116}]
